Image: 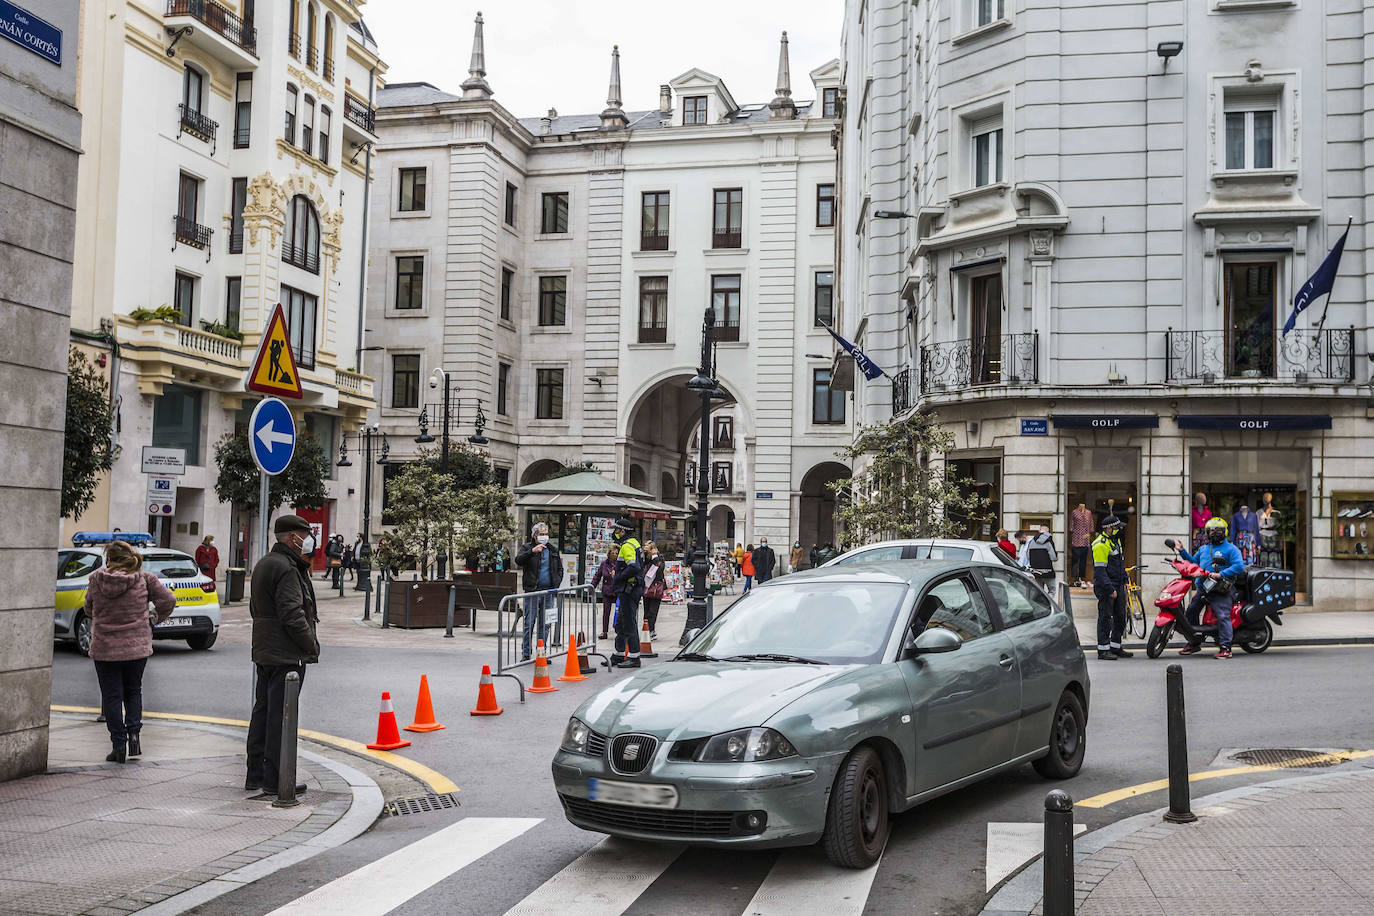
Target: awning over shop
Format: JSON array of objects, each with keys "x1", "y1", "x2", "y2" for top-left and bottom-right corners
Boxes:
[
  {"x1": 1177, "y1": 415, "x2": 1332, "y2": 431},
  {"x1": 512, "y1": 472, "x2": 684, "y2": 517}
]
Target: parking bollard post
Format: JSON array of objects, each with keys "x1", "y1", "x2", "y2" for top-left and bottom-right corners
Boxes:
[
  {"x1": 1164, "y1": 663, "x2": 1198, "y2": 823},
  {"x1": 272, "y1": 671, "x2": 302, "y2": 809},
  {"x1": 1043, "y1": 789, "x2": 1074, "y2": 916},
  {"x1": 445, "y1": 584, "x2": 456, "y2": 638}
]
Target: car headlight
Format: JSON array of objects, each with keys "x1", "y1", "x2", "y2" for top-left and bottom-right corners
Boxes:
[
  {"x1": 561, "y1": 717, "x2": 590, "y2": 754},
  {"x1": 692, "y1": 727, "x2": 797, "y2": 763}
]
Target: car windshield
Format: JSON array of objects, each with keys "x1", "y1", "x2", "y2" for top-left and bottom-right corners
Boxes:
[
  {"x1": 143, "y1": 555, "x2": 199, "y2": 579},
  {"x1": 683, "y1": 582, "x2": 908, "y2": 665}
]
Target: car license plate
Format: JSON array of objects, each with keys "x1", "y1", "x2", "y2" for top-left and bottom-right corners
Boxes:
[
  {"x1": 157, "y1": 617, "x2": 193, "y2": 628},
  {"x1": 588, "y1": 778, "x2": 678, "y2": 809}
]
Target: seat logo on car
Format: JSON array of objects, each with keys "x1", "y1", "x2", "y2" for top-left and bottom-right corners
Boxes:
[{"x1": 622, "y1": 743, "x2": 641, "y2": 763}]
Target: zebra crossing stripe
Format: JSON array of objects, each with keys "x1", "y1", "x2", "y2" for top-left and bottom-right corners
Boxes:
[
  {"x1": 742, "y1": 848, "x2": 882, "y2": 916},
  {"x1": 503, "y1": 835, "x2": 685, "y2": 916}
]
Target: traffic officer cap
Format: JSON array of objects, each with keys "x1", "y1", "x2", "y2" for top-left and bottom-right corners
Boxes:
[
  {"x1": 274, "y1": 514, "x2": 312, "y2": 534},
  {"x1": 1100, "y1": 514, "x2": 1125, "y2": 531},
  {"x1": 612, "y1": 516, "x2": 636, "y2": 532}
]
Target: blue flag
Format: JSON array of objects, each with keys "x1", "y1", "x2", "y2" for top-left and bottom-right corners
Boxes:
[
  {"x1": 1283, "y1": 224, "x2": 1349, "y2": 336},
  {"x1": 824, "y1": 325, "x2": 887, "y2": 380}
]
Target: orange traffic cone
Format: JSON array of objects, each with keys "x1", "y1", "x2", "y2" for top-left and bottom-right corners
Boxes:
[
  {"x1": 558, "y1": 633, "x2": 588, "y2": 682},
  {"x1": 639, "y1": 621, "x2": 658, "y2": 659},
  {"x1": 366, "y1": 692, "x2": 412, "y2": 750},
  {"x1": 470, "y1": 665, "x2": 503, "y2": 716},
  {"x1": 528, "y1": 639, "x2": 558, "y2": 693},
  {"x1": 576, "y1": 631, "x2": 597, "y2": 675},
  {"x1": 404, "y1": 674, "x2": 445, "y2": 733}
]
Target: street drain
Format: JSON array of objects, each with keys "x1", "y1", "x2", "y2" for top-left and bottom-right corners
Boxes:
[
  {"x1": 1229, "y1": 748, "x2": 1345, "y2": 769},
  {"x1": 386, "y1": 793, "x2": 461, "y2": 816}
]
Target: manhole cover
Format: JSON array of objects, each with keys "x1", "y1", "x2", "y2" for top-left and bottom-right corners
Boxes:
[
  {"x1": 386, "y1": 793, "x2": 461, "y2": 816},
  {"x1": 1229, "y1": 748, "x2": 1344, "y2": 769}
]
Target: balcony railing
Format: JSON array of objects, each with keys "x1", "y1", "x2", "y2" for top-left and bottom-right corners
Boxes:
[
  {"x1": 712, "y1": 230, "x2": 742, "y2": 249},
  {"x1": 173, "y1": 215, "x2": 213, "y2": 254},
  {"x1": 1165, "y1": 328, "x2": 1356, "y2": 384},
  {"x1": 638, "y1": 321, "x2": 667, "y2": 344},
  {"x1": 177, "y1": 324, "x2": 242, "y2": 361},
  {"x1": 165, "y1": 0, "x2": 257, "y2": 55},
  {"x1": 234, "y1": 119, "x2": 250, "y2": 148},
  {"x1": 306, "y1": 46, "x2": 318, "y2": 69},
  {"x1": 177, "y1": 103, "x2": 217, "y2": 148},
  {"x1": 281, "y1": 241, "x2": 320, "y2": 274},
  {"x1": 713, "y1": 319, "x2": 741, "y2": 342},
  {"x1": 228, "y1": 228, "x2": 243, "y2": 254},
  {"x1": 891, "y1": 367, "x2": 912, "y2": 416},
  {"x1": 640, "y1": 228, "x2": 669, "y2": 251},
  {"x1": 293, "y1": 342, "x2": 316, "y2": 371},
  {"x1": 920, "y1": 333, "x2": 1038, "y2": 394},
  {"x1": 344, "y1": 95, "x2": 376, "y2": 133},
  {"x1": 288, "y1": 32, "x2": 300, "y2": 58},
  {"x1": 323, "y1": 57, "x2": 335, "y2": 81}
]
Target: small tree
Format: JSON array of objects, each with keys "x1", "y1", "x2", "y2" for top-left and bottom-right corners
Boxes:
[
  {"x1": 62, "y1": 347, "x2": 116, "y2": 519},
  {"x1": 213, "y1": 430, "x2": 329, "y2": 515},
  {"x1": 547, "y1": 460, "x2": 597, "y2": 480},
  {"x1": 829, "y1": 411, "x2": 991, "y2": 543},
  {"x1": 455, "y1": 484, "x2": 516, "y2": 568},
  {"x1": 384, "y1": 459, "x2": 463, "y2": 574}
]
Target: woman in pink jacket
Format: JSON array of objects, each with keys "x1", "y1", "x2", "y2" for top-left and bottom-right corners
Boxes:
[{"x1": 84, "y1": 541, "x2": 176, "y2": 763}]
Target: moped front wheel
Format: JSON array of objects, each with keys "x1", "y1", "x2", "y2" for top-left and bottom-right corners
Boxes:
[{"x1": 1146, "y1": 622, "x2": 1173, "y2": 659}]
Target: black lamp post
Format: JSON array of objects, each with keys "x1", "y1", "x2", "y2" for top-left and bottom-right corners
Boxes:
[
  {"x1": 337, "y1": 424, "x2": 389, "y2": 606},
  {"x1": 420, "y1": 369, "x2": 489, "y2": 578},
  {"x1": 681, "y1": 305, "x2": 718, "y2": 645}
]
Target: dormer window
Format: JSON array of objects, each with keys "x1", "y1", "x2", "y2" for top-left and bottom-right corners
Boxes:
[
  {"x1": 683, "y1": 96, "x2": 708, "y2": 125},
  {"x1": 822, "y1": 88, "x2": 839, "y2": 118}
]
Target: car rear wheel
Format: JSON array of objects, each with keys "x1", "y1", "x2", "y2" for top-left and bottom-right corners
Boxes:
[
  {"x1": 75, "y1": 613, "x2": 92, "y2": 657},
  {"x1": 822, "y1": 745, "x2": 888, "y2": 869},
  {"x1": 187, "y1": 631, "x2": 217, "y2": 651},
  {"x1": 1033, "y1": 690, "x2": 1086, "y2": 780}
]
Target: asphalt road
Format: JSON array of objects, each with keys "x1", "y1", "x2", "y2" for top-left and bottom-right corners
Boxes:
[{"x1": 49, "y1": 635, "x2": 1374, "y2": 915}]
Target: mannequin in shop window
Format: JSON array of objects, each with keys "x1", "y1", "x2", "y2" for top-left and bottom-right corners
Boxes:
[
  {"x1": 1259, "y1": 492, "x2": 1281, "y2": 567},
  {"x1": 1191, "y1": 493, "x2": 1212, "y2": 551},
  {"x1": 1231, "y1": 503, "x2": 1260, "y2": 565}
]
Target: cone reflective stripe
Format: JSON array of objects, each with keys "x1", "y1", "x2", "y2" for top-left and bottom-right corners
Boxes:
[
  {"x1": 366, "y1": 691, "x2": 412, "y2": 750},
  {"x1": 639, "y1": 620, "x2": 658, "y2": 659},
  {"x1": 470, "y1": 665, "x2": 503, "y2": 716},
  {"x1": 404, "y1": 674, "x2": 445, "y2": 732},
  {"x1": 558, "y1": 632, "x2": 588, "y2": 682},
  {"x1": 528, "y1": 638, "x2": 558, "y2": 693}
]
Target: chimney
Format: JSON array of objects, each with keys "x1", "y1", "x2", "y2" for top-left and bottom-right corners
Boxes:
[
  {"x1": 659, "y1": 84, "x2": 672, "y2": 113},
  {"x1": 539, "y1": 108, "x2": 555, "y2": 135}
]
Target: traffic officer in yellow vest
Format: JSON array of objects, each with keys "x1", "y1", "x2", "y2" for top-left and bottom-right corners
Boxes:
[
  {"x1": 610, "y1": 517, "x2": 644, "y2": 668},
  {"x1": 1092, "y1": 515, "x2": 1133, "y2": 660}
]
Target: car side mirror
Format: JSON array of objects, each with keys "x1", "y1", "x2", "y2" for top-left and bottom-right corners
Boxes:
[{"x1": 912, "y1": 627, "x2": 962, "y2": 655}]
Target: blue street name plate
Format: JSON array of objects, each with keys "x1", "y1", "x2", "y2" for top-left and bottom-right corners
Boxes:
[
  {"x1": 249, "y1": 398, "x2": 296, "y2": 476},
  {"x1": 755, "y1": 492, "x2": 774, "y2": 499},
  {"x1": 0, "y1": 1, "x2": 61, "y2": 65},
  {"x1": 1021, "y1": 419, "x2": 1049, "y2": 436}
]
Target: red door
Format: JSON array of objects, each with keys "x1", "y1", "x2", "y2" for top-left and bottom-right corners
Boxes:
[{"x1": 296, "y1": 502, "x2": 332, "y2": 573}]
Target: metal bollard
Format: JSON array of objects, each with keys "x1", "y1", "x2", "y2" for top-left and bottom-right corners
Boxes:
[
  {"x1": 272, "y1": 671, "x2": 302, "y2": 809},
  {"x1": 362, "y1": 574, "x2": 371, "y2": 620},
  {"x1": 1043, "y1": 789, "x2": 1074, "y2": 916},
  {"x1": 1163, "y1": 664, "x2": 1198, "y2": 823},
  {"x1": 445, "y1": 584, "x2": 456, "y2": 638},
  {"x1": 381, "y1": 576, "x2": 390, "y2": 629}
]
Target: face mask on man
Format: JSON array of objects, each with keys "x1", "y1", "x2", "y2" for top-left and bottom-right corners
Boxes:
[
  {"x1": 760, "y1": 539, "x2": 768, "y2": 547},
  {"x1": 1207, "y1": 529, "x2": 1226, "y2": 547},
  {"x1": 536, "y1": 534, "x2": 549, "y2": 545}
]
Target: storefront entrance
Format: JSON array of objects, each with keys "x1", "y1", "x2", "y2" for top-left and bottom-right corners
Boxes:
[{"x1": 1066, "y1": 447, "x2": 1139, "y2": 583}]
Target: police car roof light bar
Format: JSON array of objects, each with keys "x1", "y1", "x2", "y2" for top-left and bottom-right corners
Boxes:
[{"x1": 72, "y1": 532, "x2": 156, "y2": 547}]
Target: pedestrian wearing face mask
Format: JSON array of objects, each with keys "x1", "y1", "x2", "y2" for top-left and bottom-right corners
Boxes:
[
  {"x1": 1091, "y1": 515, "x2": 1131, "y2": 661},
  {"x1": 789, "y1": 541, "x2": 804, "y2": 574},
  {"x1": 752, "y1": 537, "x2": 777, "y2": 584},
  {"x1": 246, "y1": 515, "x2": 320, "y2": 797},
  {"x1": 515, "y1": 522, "x2": 563, "y2": 661}
]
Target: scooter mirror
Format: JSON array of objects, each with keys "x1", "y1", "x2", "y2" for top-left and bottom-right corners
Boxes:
[{"x1": 1163, "y1": 537, "x2": 1177, "y2": 550}]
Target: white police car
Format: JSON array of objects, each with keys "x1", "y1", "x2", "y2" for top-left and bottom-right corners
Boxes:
[{"x1": 56, "y1": 532, "x2": 222, "y2": 655}]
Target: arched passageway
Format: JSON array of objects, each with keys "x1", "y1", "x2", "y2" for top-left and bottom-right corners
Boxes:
[{"x1": 799, "y1": 462, "x2": 850, "y2": 561}]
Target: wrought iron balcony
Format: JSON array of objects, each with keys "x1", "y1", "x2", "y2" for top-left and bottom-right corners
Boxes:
[
  {"x1": 173, "y1": 215, "x2": 212, "y2": 250},
  {"x1": 1165, "y1": 328, "x2": 1355, "y2": 384},
  {"x1": 638, "y1": 321, "x2": 667, "y2": 344},
  {"x1": 177, "y1": 104, "x2": 217, "y2": 148},
  {"x1": 640, "y1": 228, "x2": 669, "y2": 251},
  {"x1": 323, "y1": 57, "x2": 335, "y2": 81},
  {"x1": 306, "y1": 46, "x2": 318, "y2": 69},
  {"x1": 713, "y1": 319, "x2": 741, "y2": 342},
  {"x1": 344, "y1": 95, "x2": 376, "y2": 134},
  {"x1": 165, "y1": 0, "x2": 257, "y2": 55},
  {"x1": 712, "y1": 230, "x2": 742, "y2": 249},
  {"x1": 920, "y1": 333, "x2": 1038, "y2": 394},
  {"x1": 891, "y1": 368, "x2": 912, "y2": 416},
  {"x1": 281, "y1": 241, "x2": 320, "y2": 274},
  {"x1": 288, "y1": 33, "x2": 300, "y2": 58}
]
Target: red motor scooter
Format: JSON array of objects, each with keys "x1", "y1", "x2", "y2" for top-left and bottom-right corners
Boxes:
[{"x1": 1144, "y1": 538, "x2": 1293, "y2": 658}]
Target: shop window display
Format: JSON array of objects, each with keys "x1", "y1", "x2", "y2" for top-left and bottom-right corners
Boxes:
[{"x1": 1331, "y1": 492, "x2": 1374, "y2": 560}]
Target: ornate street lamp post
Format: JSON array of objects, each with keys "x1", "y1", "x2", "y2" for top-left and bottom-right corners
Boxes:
[
  {"x1": 682, "y1": 306, "x2": 718, "y2": 644},
  {"x1": 337, "y1": 424, "x2": 389, "y2": 615},
  {"x1": 418, "y1": 369, "x2": 490, "y2": 579}
]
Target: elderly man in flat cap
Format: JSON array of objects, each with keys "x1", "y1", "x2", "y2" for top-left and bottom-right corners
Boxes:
[{"x1": 245, "y1": 514, "x2": 321, "y2": 797}]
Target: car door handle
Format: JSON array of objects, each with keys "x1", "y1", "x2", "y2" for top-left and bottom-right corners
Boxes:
[{"x1": 998, "y1": 655, "x2": 1014, "y2": 669}]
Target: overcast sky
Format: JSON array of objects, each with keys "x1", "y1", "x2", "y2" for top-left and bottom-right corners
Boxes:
[{"x1": 361, "y1": 0, "x2": 842, "y2": 117}]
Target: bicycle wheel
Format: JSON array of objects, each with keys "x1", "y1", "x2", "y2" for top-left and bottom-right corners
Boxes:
[{"x1": 1127, "y1": 590, "x2": 1147, "y2": 639}]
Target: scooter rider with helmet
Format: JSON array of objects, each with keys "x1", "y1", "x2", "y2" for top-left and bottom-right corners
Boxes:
[
  {"x1": 1175, "y1": 516, "x2": 1247, "y2": 659},
  {"x1": 609, "y1": 517, "x2": 644, "y2": 668},
  {"x1": 1092, "y1": 515, "x2": 1132, "y2": 660}
]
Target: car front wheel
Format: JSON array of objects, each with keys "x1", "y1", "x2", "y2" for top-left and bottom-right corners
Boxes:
[
  {"x1": 1033, "y1": 690, "x2": 1087, "y2": 780},
  {"x1": 75, "y1": 613, "x2": 93, "y2": 657},
  {"x1": 822, "y1": 745, "x2": 889, "y2": 869}
]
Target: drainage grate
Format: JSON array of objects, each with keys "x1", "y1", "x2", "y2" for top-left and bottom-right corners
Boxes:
[
  {"x1": 1228, "y1": 748, "x2": 1345, "y2": 769},
  {"x1": 385, "y1": 793, "x2": 461, "y2": 817}
]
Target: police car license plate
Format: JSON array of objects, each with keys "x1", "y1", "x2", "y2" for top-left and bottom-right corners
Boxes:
[
  {"x1": 588, "y1": 778, "x2": 678, "y2": 809},
  {"x1": 157, "y1": 617, "x2": 193, "y2": 628}
]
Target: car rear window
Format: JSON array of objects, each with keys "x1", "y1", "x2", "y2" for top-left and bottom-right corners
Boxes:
[
  {"x1": 143, "y1": 555, "x2": 200, "y2": 579},
  {"x1": 831, "y1": 545, "x2": 905, "y2": 565},
  {"x1": 910, "y1": 545, "x2": 975, "y2": 561},
  {"x1": 58, "y1": 552, "x2": 101, "y2": 580}
]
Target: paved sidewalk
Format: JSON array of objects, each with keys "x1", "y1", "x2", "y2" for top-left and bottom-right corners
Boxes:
[
  {"x1": 1069, "y1": 602, "x2": 1374, "y2": 648},
  {"x1": 0, "y1": 715, "x2": 375, "y2": 916}
]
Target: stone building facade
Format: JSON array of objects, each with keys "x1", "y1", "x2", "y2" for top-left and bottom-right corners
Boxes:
[{"x1": 837, "y1": 0, "x2": 1374, "y2": 608}]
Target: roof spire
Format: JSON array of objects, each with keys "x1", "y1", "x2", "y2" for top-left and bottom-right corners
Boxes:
[
  {"x1": 769, "y1": 30, "x2": 797, "y2": 120},
  {"x1": 600, "y1": 45, "x2": 629, "y2": 130},
  {"x1": 461, "y1": 11, "x2": 493, "y2": 100}
]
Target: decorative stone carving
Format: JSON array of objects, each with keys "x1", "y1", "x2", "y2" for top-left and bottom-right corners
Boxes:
[
  {"x1": 1029, "y1": 229, "x2": 1054, "y2": 259},
  {"x1": 242, "y1": 173, "x2": 288, "y2": 247},
  {"x1": 1244, "y1": 59, "x2": 1264, "y2": 83}
]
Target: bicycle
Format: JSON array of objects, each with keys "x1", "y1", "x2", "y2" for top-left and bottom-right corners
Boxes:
[{"x1": 1124, "y1": 565, "x2": 1147, "y2": 639}]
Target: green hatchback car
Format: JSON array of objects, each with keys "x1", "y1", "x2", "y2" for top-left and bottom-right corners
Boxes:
[{"x1": 553, "y1": 561, "x2": 1089, "y2": 868}]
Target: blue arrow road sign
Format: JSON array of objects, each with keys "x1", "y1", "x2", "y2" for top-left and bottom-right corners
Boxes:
[{"x1": 249, "y1": 398, "x2": 296, "y2": 476}]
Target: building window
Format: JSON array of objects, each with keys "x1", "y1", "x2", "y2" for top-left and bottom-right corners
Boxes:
[
  {"x1": 822, "y1": 87, "x2": 839, "y2": 118},
  {"x1": 1225, "y1": 261, "x2": 1277, "y2": 378},
  {"x1": 711, "y1": 462, "x2": 732, "y2": 493},
  {"x1": 301, "y1": 95, "x2": 315, "y2": 156},
  {"x1": 234, "y1": 74, "x2": 251, "y2": 147},
  {"x1": 638, "y1": 276, "x2": 668, "y2": 343},
  {"x1": 288, "y1": 0, "x2": 300, "y2": 57},
  {"x1": 225, "y1": 277, "x2": 241, "y2": 332},
  {"x1": 712, "y1": 188, "x2": 743, "y2": 248},
  {"x1": 182, "y1": 65, "x2": 204, "y2": 115},
  {"x1": 283, "y1": 195, "x2": 320, "y2": 273},
  {"x1": 971, "y1": 116, "x2": 1004, "y2": 187},
  {"x1": 494, "y1": 466, "x2": 510, "y2": 488},
  {"x1": 813, "y1": 368, "x2": 845, "y2": 424},
  {"x1": 306, "y1": 2, "x2": 317, "y2": 68},
  {"x1": 500, "y1": 267, "x2": 513, "y2": 321},
  {"x1": 814, "y1": 271, "x2": 834, "y2": 328},
  {"x1": 152, "y1": 384, "x2": 203, "y2": 465},
  {"x1": 395, "y1": 255, "x2": 424, "y2": 310},
  {"x1": 229, "y1": 177, "x2": 247, "y2": 253},
  {"x1": 318, "y1": 106, "x2": 330, "y2": 163},
  {"x1": 398, "y1": 167, "x2": 426, "y2": 212},
  {"x1": 285, "y1": 84, "x2": 298, "y2": 144},
  {"x1": 173, "y1": 272, "x2": 196, "y2": 327},
  {"x1": 536, "y1": 368, "x2": 564, "y2": 419},
  {"x1": 641, "y1": 191, "x2": 670, "y2": 250},
  {"x1": 540, "y1": 192, "x2": 569, "y2": 234},
  {"x1": 322, "y1": 14, "x2": 334, "y2": 79},
  {"x1": 713, "y1": 416, "x2": 733, "y2": 449},
  {"x1": 281, "y1": 284, "x2": 317, "y2": 368},
  {"x1": 177, "y1": 171, "x2": 200, "y2": 223},
  {"x1": 497, "y1": 361, "x2": 510, "y2": 415},
  {"x1": 973, "y1": 0, "x2": 1005, "y2": 27},
  {"x1": 538, "y1": 276, "x2": 566, "y2": 326},
  {"x1": 683, "y1": 95, "x2": 708, "y2": 125},
  {"x1": 391, "y1": 354, "x2": 420, "y2": 408},
  {"x1": 711, "y1": 274, "x2": 741, "y2": 341},
  {"x1": 1224, "y1": 96, "x2": 1277, "y2": 171},
  {"x1": 970, "y1": 273, "x2": 1003, "y2": 384},
  {"x1": 504, "y1": 182, "x2": 517, "y2": 226},
  {"x1": 816, "y1": 183, "x2": 835, "y2": 228}
]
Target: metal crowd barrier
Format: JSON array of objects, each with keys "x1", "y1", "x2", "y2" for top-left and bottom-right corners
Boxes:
[{"x1": 494, "y1": 584, "x2": 609, "y2": 700}]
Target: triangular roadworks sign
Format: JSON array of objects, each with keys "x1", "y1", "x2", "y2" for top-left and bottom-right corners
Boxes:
[{"x1": 245, "y1": 303, "x2": 304, "y2": 399}]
